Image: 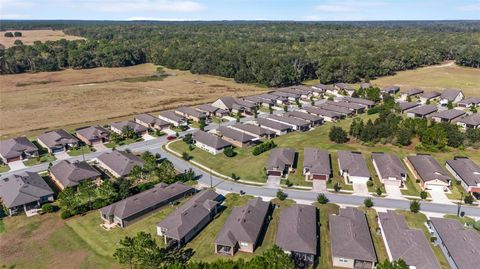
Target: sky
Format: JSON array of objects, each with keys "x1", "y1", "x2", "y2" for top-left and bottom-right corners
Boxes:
[{"x1": 1, "y1": 0, "x2": 480, "y2": 21}]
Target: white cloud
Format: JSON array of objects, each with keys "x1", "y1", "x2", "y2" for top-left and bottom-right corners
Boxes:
[
  {"x1": 78, "y1": 0, "x2": 205, "y2": 13},
  {"x1": 315, "y1": 1, "x2": 384, "y2": 13}
]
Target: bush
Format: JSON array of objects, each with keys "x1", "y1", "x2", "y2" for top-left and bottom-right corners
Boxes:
[
  {"x1": 181, "y1": 152, "x2": 191, "y2": 161},
  {"x1": 376, "y1": 187, "x2": 382, "y2": 196},
  {"x1": 60, "y1": 210, "x2": 73, "y2": 219},
  {"x1": 329, "y1": 126, "x2": 348, "y2": 144},
  {"x1": 410, "y1": 200, "x2": 421, "y2": 213},
  {"x1": 317, "y1": 194, "x2": 329, "y2": 204},
  {"x1": 285, "y1": 179, "x2": 293, "y2": 187},
  {"x1": 420, "y1": 191, "x2": 428, "y2": 200},
  {"x1": 276, "y1": 190, "x2": 287, "y2": 201},
  {"x1": 333, "y1": 182, "x2": 341, "y2": 192},
  {"x1": 415, "y1": 179, "x2": 421, "y2": 183},
  {"x1": 364, "y1": 198, "x2": 374, "y2": 208},
  {"x1": 430, "y1": 236, "x2": 437, "y2": 242},
  {"x1": 366, "y1": 181, "x2": 374, "y2": 187},
  {"x1": 223, "y1": 146, "x2": 236, "y2": 157},
  {"x1": 41, "y1": 203, "x2": 57, "y2": 213},
  {"x1": 252, "y1": 140, "x2": 276, "y2": 156},
  {"x1": 464, "y1": 194, "x2": 474, "y2": 205}
]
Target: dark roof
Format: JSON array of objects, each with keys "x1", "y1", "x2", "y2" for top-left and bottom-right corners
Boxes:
[
  {"x1": 446, "y1": 157, "x2": 480, "y2": 187},
  {"x1": 266, "y1": 114, "x2": 310, "y2": 128},
  {"x1": 372, "y1": 153, "x2": 406, "y2": 181},
  {"x1": 159, "y1": 110, "x2": 185, "y2": 123},
  {"x1": 271, "y1": 91, "x2": 299, "y2": 99},
  {"x1": 215, "y1": 97, "x2": 237, "y2": 109},
  {"x1": 378, "y1": 211, "x2": 440, "y2": 269},
  {"x1": 329, "y1": 207, "x2": 376, "y2": 262},
  {"x1": 193, "y1": 130, "x2": 232, "y2": 150},
  {"x1": 110, "y1": 121, "x2": 148, "y2": 133},
  {"x1": 327, "y1": 100, "x2": 364, "y2": 110},
  {"x1": 195, "y1": 104, "x2": 222, "y2": 113},
  {"x1": 256, "y1": 117, "x2": 292, "y2": 131},
  {"x1": 276, "y1": 204, "x2": 317, "y2": 255},
  {"x1": 303, "y1": 148, "x2": 331, "y2": 175},
  {"x1": 431, "y1": 109, "x2": 465, "y2": 120},
  {"x1": 397, "y1": 102, "x2": 420, "y2": 112},
  {"x1": 50, "y1": 160, "x2": 101, "y2": 188},
  {"x1": 406, "y1": 105, "x2": 438, "y2": 116},
  {"x1": 304, "y1": 107, "x2": 344, "y2": 119},
  {"x1": 429, "y1": 217, "x2": 480, "y2": 269},
  {"x1": 244, "y1": 95, "x2": 273, "y2": 105},
  {"x1": 381, "y1": 86, "x2": 400, "y2": 94},
  {"x1": 458, "y1": 113, "x2": 480, "y2": 126},
  {"x1": 406, "y1": 155, "x2": 450, "y2": 183},
  {"x1": 97, "y1": 150, "x2": 144, "y2": 177},
  {"x1": 458, "y1": 97, "x2": 480, "y2": 106},
  {"x1": 337, "y1": 151, "x2": 370, "y2": 178},
  {"x1": 175, "y1": 106, "x2": 207, "y2": 119},
  {"x1": 311, "y1": 83, "x2": 329, "y2": 90},
  {"x1": 0, "y1": 172, "x2": 53, "y2": 208},
  {"x1": 134, "y1": 114, "x2": 169, "y2": 127},
  {"x1": 316, "y1": 103, "x2": 354, "y2": 115},
  {"x1": 234, "y1": 98, "x2": 257, "y2": 109},
  {"x1": 37, "y1": 129, "x2": 79, "y2": 148},
  {"x1": 342, "y1": 97, "x2": 375, "y2": 107},
  {"x1": 215, "y1": 197, "x2": 270, "y2": 246},
  {"x1": 420, "y1": 91, "x2": 441, "y2": 99},
  {"x1": 257, "y1": 93, "x2": 284, "y2": 102},
  {"x1": 76, "y1": 125, "x2": 110, "y2": 141},
  {"x1": 0, "y1": 137, "x2": 38, "y2": 159},
  {"x1": 230, "y1": 123, "x2": 274, "y2": 137},
  {"x1": 335, "y1": 83, "x2": 354, "y2": 91},
  {"x1": 218, "y1": 126, "x2": 255, "y2": 143},
  {"x1": 440, "y1": 89, "x2": 462, "y2": 101},
  {"x1": 284, "y1": 111, "x2": 323, "y2": 122},
  {"x1": 266, "y1": 148, "x2": 296, "y2": 171},
  {"x1": 157, "y1": 189, "x2": 219, "y2": 240},
  {"x1": 101, "y1": 182, "x2": 194, "y2": 220},
  {"x1": 402, "y1": 88, "x2": 424, "y2": 97}
]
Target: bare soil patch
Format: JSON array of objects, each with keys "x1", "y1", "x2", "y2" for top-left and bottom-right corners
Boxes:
[{"x1": 0, "y1": 29, "x2": 84, "y2": 48}]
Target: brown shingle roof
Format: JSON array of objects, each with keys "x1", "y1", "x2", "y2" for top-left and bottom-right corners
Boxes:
[
  {"x1": 193, "y1": 130, "x2": 232, "y2": 150},
  {"x1": 76, "y1": 125, "x2": 110, "y2": 141},
  {"x1": 372, "y1": 152, "x2": 406, "y2": 181},
  {"x1": 37, "y1": 129, "x2": 79, "y2": 148},
  {"x1": 50, "y1": 160, "x2": 101, "y2": 188},
  {"x1": 230, "y1": 123, "x2": 275, "y2": 137},
  {"x1": 337, "y1": 151, "x2": 370, "y2": 178},
  {"x1": 256, "y1": 117, "x2": 292, "y2": 131},
  {"x1": 110, "y1": 121, "x2": 148, "y2": 134},
  {"x1": 218, "y1": 126, "x2": 255, "y2": 143},
  {"x1": 303, "y1": 148, "x2": 331, "y2": 176},
  {"x1": 134, "y1": 114, "x2": 169, "y2": 127},
  {"x1": 407, "y1": 105, "x2": 438, "y2": 116},
  {"x1": 97, "y1": 150, "x2": 144, "y2": 177},
  {"x1": 406, "y1": 155, "x2": 450, "y2": 183},
  {"x1": 266, "y1": 148, "x2": 296, "y2": 171},
  {"x1": 0, "y1": 137, "x2": 38, "y2": 159},
  {"x1": 431, "y1": 109, "x2": 465, "y2": 120},
  {"x1": 446, "y1": 157, "x2": 480, "y2": 187},
  {"x1": 276, "y1": 204, "x2": 317, "y2": 255}
]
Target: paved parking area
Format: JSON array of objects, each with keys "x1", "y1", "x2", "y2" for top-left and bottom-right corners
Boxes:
[
  {"x1": 8, "y1": 160, "x2": 26, "y2": 171},
  {"x1": 428, "y1": 189, "x2": 452, "y2": 204},
  {"x1": 385, "y1": 185, "x2": 405, "y2": 199},
  {"x1": 353, "y1": 183, "x2": 370, "y2": 196}
]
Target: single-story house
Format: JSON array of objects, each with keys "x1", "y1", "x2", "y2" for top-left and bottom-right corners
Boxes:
[
  {"x1": 276, "y1": 204, "x2": 317, "y2": 267},
  {"x1": 303, "y1": 148, "x2": 331, "y2": 191},
  {"x1": 446, "y1": 157, "x2": 480, "y2": 194},
  {"x1": 229, "y1": 123, "x2": 276, "y2": 139},
  {"x1": 195, "y1": 104, "x2": 229, "y2": 117},
  {"x1": 419, "y1": 91, "x2": 441, "y2": 104},
  {"x1": 157, "y1": 189, "x2": 220, "y2": 247},
  {"x1": 175, "y1": 106, "x2": 207, "y2": 122},
  {"x1": 215, "y1": 197, "x2": 270, "y2": 256},
  {"x1": 439, "y1": 89, "x2": 464, "y2": 106},
  {"x1": 430, "y1": 109, "x2": 466, "y2": 123},
  {"x1": 0, "y1": 172, "x2": 54, "y2": 215},
  {"x1": 400, "y1": 88, "x2": 424, "y2": 101},
  {"x1": 342, "y1": 97, "x2": 375, "y2": 108},
  {"x1": 193, "y1": 130, "x2": 232, "y2": 155},
  {"x1": 76, "y1": 125, "x2": 110, "y2": 146},
  {"x1": 212, "y1": 97, "x2": 257, "y2": 115},
  {"x1": 371, "y1": 152, "x2": 407, "y2": 187},
  {"x1": 217, "y1": 126, "x2": 256, "y2": 148},
  {"x1": 404, "y1": 155, "x2": 451, "y2": 190},
  {"x1": 37, "y1": 129, "x2": 79, "y2": 154},
  {"x1": 257, "y1": 93, "x2": 288, "y2": 105},
  {"x1": 158, "y1": 111, "x2": 187, "y2": 127},
  {"x1": 284, "y1": 111, "x2": 323, "y2": 126},
  {"x1": 303, "y1": 107, "x2": 345, "y2": 122},
  {"x1": 378, "y1": 211, "x2": 441, "y2": 269},
  {"x1": 266, "y1": 114, "x2": 310, "y2": 131},
  {"x1": 456, "y1": 113, "x2": 480, "y2": 130},
  {"x1": 329, "y1": 100, "x2": 365, "y2": 114},
  {"x1": 329, "y1": 207, "x2": 376, "y2": 269},
  {"x1": 337, "y1": 151, "x2": 371, "y2": 184},
  {"x1": 266, "y1": 148, "x2": 296, "y2": 177},
  {"x1": 0, "y1": 137, "x2": 38, "y2": 163},
  {"x1": 96, "y1": 150, "x2": 144, "y2": 178},
  {"x1": 255, "y1": 118, "x2": 292, "y2": 135},
  {"x1": 334, "y1": 83, "x2": 355, "y2": 96},
  {"x1": 316, "y1": 103, "x2": 355, "y2": 116},
  {"x1": 110, "y1": 121, "x2": 148, "y2": 136},
  {"x1": 311, "y1": 83, "x2": 332, "y2": 96},
  {"x1": 381, "y1": 86, "x2": 400, "y2": 95},
  {"x1": 397, "y1": 102, "x2": 420, "y2": 113},
  {"x1": 100, "y1": 182, "x2": 194, "y2": 228},
  {"x1": 134, "y1": 114, "x2": 170, "y2": 130},
  {"x1": 406, "y1": 105, "x2": 438, "y2": 119},
  {"x1": 271, "y1": 91, "x2": 299, "y2": 101},
  {"x1": 49, "y1": 160, "x2": 101, "y2": 190},
  {"x1": 428, "y1": 217, "x2": 480, "y2": 269},
  {"x1": 457, "y1": 97, "x2": 480, "y2": 108},
  {"x1": 243, "y1": 95, "x2": 274, "y2": 107}
]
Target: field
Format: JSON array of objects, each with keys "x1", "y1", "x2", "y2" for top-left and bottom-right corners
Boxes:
[
  {"x1": 0, "y1": 64, "x2": 267, "y2": 139},
  {"x1": 0, "y1": 29, "x2": 84, "y2": 48}
]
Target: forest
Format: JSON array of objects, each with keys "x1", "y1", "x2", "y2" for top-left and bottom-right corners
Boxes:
[{"x1": 1, "y1": 20, "x2": 479, "y2": 86}]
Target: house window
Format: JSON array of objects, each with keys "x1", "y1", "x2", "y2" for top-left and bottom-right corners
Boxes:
[
  {"x1": 240, "y1": 242, "x2": 248, "y2": 248},
  {"x1": 339, "y1": 258, "x2": 349, "y2": 263}
]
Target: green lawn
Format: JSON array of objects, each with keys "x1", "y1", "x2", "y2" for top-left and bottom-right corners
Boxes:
[
  {"x1": 68, "y1": 145, "x2": 94, "y2": 157},
  {"x1": 23, "y1": 154, "x2": 57, "y2": 166},
  {"x1": 447, "y1": 181, "x2": 468, "y2": 201},
  {"x1": 105, "y1": 137, "x2": 143, "y2": 148},
  {"x1": 0, "y1": 164, "x2": 10, "y2": 173},
  {"x1": 0, "y1": 219, "x2": 5, "y2": 234},
  {"x1": 364, "y1": 152, "x2": 386, "y2": 194},
  {"x1": 358, "y1": 207, "x2": 389, "y2": 263},
  {"x1": 315, "y1": 203, "x2": 340, "y2": 269},
  {"x1": 443, "y1": 214, "x2": 478, "y2": 228},
  {"x1": 401, "y1": 168, "x2": 424, "y2": 197}
]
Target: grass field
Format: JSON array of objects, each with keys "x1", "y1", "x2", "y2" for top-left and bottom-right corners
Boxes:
[
  {"x1": 0, "y1": 64, "x2": 267, "y2": 139},
  {"x1": 0, "y1": 29, "x2": 84, "y2": 48},
  {"x1": 23, "y1": 154, "x2": 57, "y2": 167},
  {"x1": 68, "y1": 145, "x2": 94, "y2": 157},
  {"x1": 359, "y1": 207, "x2": 388, "y2": 262},
  {"x1": 316, "y1": 203, "x2": 340, "y2": 269}
]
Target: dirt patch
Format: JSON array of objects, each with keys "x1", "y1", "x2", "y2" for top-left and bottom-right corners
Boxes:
[{"x1": 0, "y1": 29, "x2": 84, "y2": 48}]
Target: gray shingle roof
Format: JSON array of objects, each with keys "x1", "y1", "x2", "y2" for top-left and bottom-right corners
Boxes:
[
  {"x1": 446, "y1": 157, "x2": 480, "y2": 187},
  {"x1": 303, "y1": 148, "x2": 331, "y2": 176},
  {"x1": 256, "y1": 117, "x2": 292, "y2": 131},
  {"x1": 304, "y1": 107, "x2": 344, "y2": 119},
  {"x1": 402, "y1": 88, "x2": 424, "y2": 97},
  {"x1": 216, "y1": 97, "x2": 237, "y2": 109},
  {"x1": 372, "y1": 152, "x2": 406, "y2": 181},
  {"x1": 420, "y1": 91, "x2": 441, "y2": 99},
  {"x1": 134, "y1": 114, "x2": 169, "y2": 127},
  {"x1": 284, "y1": 111, "x2": 323, "y2": 123},
  {"x1": 215, "y1": 197, "x2": 270, "y2": 247},
  {"x1": 329, "y1": 207, "x2": 376, "y2": 262},
  {"x1": 381, "y1": 86, "x2": 400, "y2": 94},
  {"x1": 50, "y1": 160, "x2": 101, "y2": 188},
  {"x1": 37, "y1": 129, "x2": 79, "y2": 148},
  {"x1": 458, "y1": 97, "x2": 480, "y2": 106},
  {"x1": 316, "y1": 103, "x2": 354, "y2": 115},
  {"x1": 110, "y1": 121, "x2": 148, "y2": 134},
  {"x1": 440, "y1": 89, "x2": 462, "y2": 101},
  {"x1": 398, "y1": 102, "x2": 420, "y2": 112},
  {"x1": 267, "y1": 148, "x2": 296, "y2": 171},
  {"x1": 0, "y1": 137, "x2": 38, "y2": 159},
  {"x1": 430, "y1": 217, "x2": 480, "y2": 269},
  {"x1": 342, "y1": 97, "x2": 375, "y2": 107},
  {"x1": 76, "y1": 125, "x2": 110, "y2": 141},
  {"x1": 378, "y1": 211, "x2": 440, "y2": 269},
  {"x1": 175, "y1": 106, "x2": 207, "y2": 119},
  {"x1": 193, "y1": 130, "x2": 231, "y2": 149},
  {"x1": 337, "y1": 151, "x2": 370, "y2": 178},
  {"x1": 244, "y1": 95, "x2": 273, "y2": 105},
  {"x1": 0, "y1": 172, "x2": 53, "y2": 208},
  {"x1": 195, "y1": 104, "x2": 221, "y2": 113},
  {"x1": 458, "y1": 113, "x2": 480, "y2": 126},
  {"x1": 159, "y1": 110, "x2": 186, "y2": 123},
  {"x1": 327, "y1": 100, "x2": 364, "y2": 110},
  {"x1": 157, "y1": 189, "x2": 219, "y2": 240},
  {"x1": 230, "y1": 123, "x2": 274, "y2": 137},
  {"x1": 407, "y1": 105, "x2": 438, "y2": 116},
  {"x1": 266, "y1": 114, "x2": 310, "y2": 128},
  {"x1": 97, "y1": 150, "x2": 144, "y2": 177},
  {"x1": 276, "y1": 204, "x2": 317, "y2": 255},
  {"x1": 406, "y1": 155, "x2": 450, "y2": 183},
  {"x1": 335, "y1": 83, "x2": 354, "y2": 91},
  {"x1": 218, "y1": 126, "x2": 255, "y2": 143},
  {"x1": 431, "y1": 109, "x2": 465, "y2": 120}
]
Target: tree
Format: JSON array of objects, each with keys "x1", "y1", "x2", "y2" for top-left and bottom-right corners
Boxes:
[
  {"x1": 223, "y1": 146, "x2": 236, "y2": 157},
  {"x1": 78, "y1": 180, "x2": 96, "y2": 210},
  {"x1": 376, "y1": 259, "x2": 409, "y2": 269},
  {"x1": 464, "y1": 194, "x2": 474, "y2": 205},
  {"x1": 420, "y1": 191, "x2": 428, "y2": 200},
  {"x1": 364, "y1": 198, "x2": 374, "y2": 208},
  {"x1": 410, "y1": 200, "x2": 421, "y2": 213},
  {"x1": 4, "y1": 32, "x2": 13, "y2": 37},
  {"x1": 122, "y1": 126, "x2": 137, "y2": 139},
  {"x1": 276, "y1": 190, "x2": 287, "y2": 201},
  {"x1": 466, "y1": 128, "x2": 480, "y2": 143},
  {"x1": 130, "y1": 165, "x2": 145, "y2": 180},
  {"x1": 14, "y1": 31, "x2": 22, "y2": 37},
  {"x1": 57, "y1": 187, "x2": 77, "y2": 214},
  {"x1": 333, "y1": 182, "x2": 341, "y2": 192},
  {"x1": 419, "y1": 124, "x2": 448, "y2": 151},
  {"x1": 329, "y1": 126, "x2": 348, "y2": 143},
  {"x1": 181, "y1": 152, "x2": 191, "y2": 161},
  {"x1": 115, "y1": 177, "x2": 132, "y2": 199},
  {"x1": 447, "y1": 101, "x2": 454, "y2": 109},
  {"x1": 156, "y1": 160, "x2": 178, "y2": 183},
  {"x1": 253, "y1": 107, "x2": 258, "y2": 118},
  {"x1": 199, "y1": 118, "x2": 206, "y2": 131},
  {"x1": 283, "y1": 105, "x2": 288, "y2": 112},
  {"x1": 110, "y1": 132, "x2": 123, "y2": 144},
  {"x1": 268, "y1": 104, "x2": 273, "y2": 114},
  {"x1": 182, "y1": 133, "x2": 193, "y2": 144},
  {"x1": 310, "y1": 96, "x2": 315, "y2": 105},
  {"x1": 317, "y1": 193, "x2": 329, "y2": 204},
  {"x1": 396, "y1": 128, "x2": 412, "y2": 146}
]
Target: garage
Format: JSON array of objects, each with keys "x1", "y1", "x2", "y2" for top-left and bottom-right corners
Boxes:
[
  {"x1": 426, "y1": 184, "x2": 448, "y2": 191},
  {"x1": 268, "y1": 170, "x2": 282, "y2": 177},
  {"x1": 52, "y1": 147, "x2": 65, "y2": 153},
  {"x1": 384, "y1": 179, "x2": 402, "y2": 187},
  {"x1": 312, "y1": 174, "x2": 327, "y2": 180},
  {"x1": 6, "y1": 156, "x2": 21, "y2": 163}
]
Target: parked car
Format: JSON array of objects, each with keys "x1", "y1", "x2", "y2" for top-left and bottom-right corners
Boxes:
[{"x1": 166, "y1": 135, "x2": 177, "y2": 141}]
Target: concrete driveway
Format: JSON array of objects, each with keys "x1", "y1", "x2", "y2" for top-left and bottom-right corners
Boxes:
[
  {"x1": 353, "y1": 183, "x2": 370, "y2": 196},
  {"x1": 313, "y1": 180, "x2": 327, "y2": 192},
  {"x1": 93, "y1": 143, "x2": 107, "y2": 151},
  {"x1": 55, "y1": 151, "x2": 70, "y2": 160},
  {"x1": 142, "y1": 134, "x2": 155, "y2": 141},
  {"x1": 428, "y1": 189, "x2": 452, "y2": 204},
  {"x1": 385, "y1": 185, "x2": 405, "y2": 199},
  {"x1": 266, "y1": 176, "x2": 281, "y2": 188},
  {"x1": 8, "y1": 160, "x2": 26, "y2": 171}
]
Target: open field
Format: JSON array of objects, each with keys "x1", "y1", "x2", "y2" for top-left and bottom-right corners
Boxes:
[
  {"x1": 0, "y1": 63, "x2": 267, "y2": 139},
  {"x1": 0, "y1": 29, "x2": 84, "y2": 48}
]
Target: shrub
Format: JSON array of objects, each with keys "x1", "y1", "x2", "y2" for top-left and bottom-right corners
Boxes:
[
  {"x1": 410, "y1": 200, "x2": 421, "y2": 213},
  {"x1": 430, "y1": 236, "x2": 437, "y2": 243},
  {"x1": 333, "y1": 182, "x2": 341, "y2": 192},
  {"x1": 366, "y1": 181, "x2": 374, "y2": 187},
  {"x1": 276, "y1": 190, "x2": 287, "y2": 201},
  {"x1": 41, "y1": 203, "x2": 57, "y2": 213},
  {"x1": 252, "y1": 140, "x2": 276, "y2": 156},
  {"x1": 223, "y1": 146, "x2": 236, "y2": 157},
  {"x1": 329, "y1": 126, "x2": 348, "y2": 144},
  {"x1": 420, "y1": 191, "x2": 428, "y2": 200},
  {"x1": 317, "y1": 194, "x2": 329, "y2": 204},
  {"x1": 415, "y1": 179, "x2": 421, "y2": 183},
  {"x1": 285, "y1": 179, "x2": 293, "y2": 187},
  {"x1": 464, "y1": 194, "x2": 474, "y2": 205},
  {"x1": 376, "y1": 187, "x2": 382, "y2": 196},
  {"x1": 181, "y1": 152, "x2": 191, "y2": 161},
  {"x1": 364, "y1": 198, "x2": 374, "y2": 208},
  {"x1": 60, "y1": 210, "x2": 72, "y2": 219}
]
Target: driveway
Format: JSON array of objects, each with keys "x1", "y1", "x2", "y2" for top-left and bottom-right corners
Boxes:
[
  {"x1": 142, "y1": 134, "x2": 155, "y2": 141},
  {"x1": 55, "y1": 151, "x2": 70, "y2": 160},
  {"x1": 266, "y1": 176, "x2": 281, "y2": 188},
  {"x1": 428, "y1": 189, "x2": 453, "y2": 204},
  {"x1": 313, "y1": 180, "x2": 327, "y2": 192},
  {"x1": 385, "y1": 185, "x2": 405, "y2": 199},
  {"x1": 93, "y1": 143, "x2": 108, "y2": 151},
  {"x1": 353, "y1": 183, "x2": 370, "y2": 196},
  {"x1": 8, "y1": 160, "x2": 26, "y2": 171}
]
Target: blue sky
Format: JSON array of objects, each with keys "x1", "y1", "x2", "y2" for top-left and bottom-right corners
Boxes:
[{"x1": 1, "y1": 0, "x2": 480, "y2": 21}]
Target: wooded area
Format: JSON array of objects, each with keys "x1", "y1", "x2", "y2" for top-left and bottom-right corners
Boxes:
[{"x1": 1, "y1": 21, "x2": 479, "y2": 86}]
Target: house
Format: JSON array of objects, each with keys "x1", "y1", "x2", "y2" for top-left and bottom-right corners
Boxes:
[
  {"x1": 456, "y1": 113, "x2": 480, "y2": 130},
  {"x1": 158, "y1": 111, "x2": 187, "y2": 127},
  {"x1": 428, "y1": 217, "x2": 480, "y2": 269},
  {"x1": 439, "y1": 89, "x2": 464, "y2": 106},
  {"x1": 195, "y1": 104, "x2": 229, "y2": 117},
  {"x1": 37, "y1": 129, "x2": 79, "y2": 154},
  {"x1": 229, "y1": 123, "x2": 276, "y2": 140},
  {"x1": 192, "y1": 130, "x2": 232, "y2": 155},
  {"x1": 405, "y1": 155, "x2": 451, "y2": 190},
  {"x1": 406, "y1": 105, "x2": 438, "y2": 119},
  {"x1": 430, "y1": 109, "x2": 466, "y2": 123},
  {"x1": 76, "y1": 126, "x2": 110, "y2": 146},
  {"x1": 266, "y1": 114, "x2": 310, "y2": 131},
  {"x1": 134, "y1": 114, "x2": 170, "y2": 130},
  {"x1": 303, "y1": 107, "x2": 345, "y2": 122},
  {"x1": 271, "y1": 91, "x2": 299, "y2": 101},
  {"x1": 311, "y1": 83, "x2": 332, "y2": 96},
  {"x1": 419, "y1": 91, "x2": 441, "y2": 104},
  {"x1": 446, "y1": 157, "x2": 480, "y2": 194},
  {"x1": 329, "y1": 100, "x2": 365, "y2": 114},
  {"x1": 212, "y1": 97, "x2": 257, "y2": 115},
  {"x1": 243, "y1": 95, "x2": 273, "y2": 107},
  {"x1": 100, "y1": 182, "x2": 194, "y2": 228},
  {"x1": 0, "y1": 137, "x2": 38, "y2": 163},
  {"x1": 381, "y1": 86, "x2": 400, "y2": 95},
  {"x1": 175, "y1": 106, "x2": 207, "y2": 122},
  {"x1": 360, "y1": 83, "x2": 372, "y2": 89},
  {"x1": 371, "y1": 153, "x2": 407, "y2": 187},
  {"x1": 49, "y1": 160, "x2": 101, "y2": 190},
  {"x1": 397, "y1": 102, "x2": 420, "y2": 113},
  {"x1": 257, "y1": 93, "x2": 288, "y2": 105},
  {"x1": 303, "y1": 148, "x2": 331, "y2": 191},
  {"x1": 316, "y1": 103, "x2": 355, "y2": 116},
  {"x1": 266, "y1": 148, "x2": 296, "y2": 177},
  {"x1": 342, "y1": 97, "x2": 375, "y2": 108},
  {"x1": 212, "y1": 96, "x2": 237, "y2": 111},
  {"x1": 96, "y1": 150, "x2": 144, "y2": 178},
  {"x1": 284, "y1": 111, "x2": 323, "y2": 126},
  {"x1": 457, "y1": 97, "x2": 480, "y2": 108},
  {"x1": 329, "y1": 207, "x2": 376, "y2": 269},
  {"x1": 276, "y1": 204, "x2": 317, "y2": 267},
  {"x1": 110, "y1": 121, "x2": 148, "y2": 136},
  {"x1": 334, "y1": 83, "x2": 355, "y2": 96},
  {"x1": 378, "y1": 211, "x2": 441, "y2": 269},
  {"x1": 157, "y1": 189, "x2": 220, "y2": 247},
  {"x1": 400, "y1": 88, "x2": 424, "y2": 101},
  {"x1": 255, "y1": 118, "x2": 292, "y2": 135},
  {"x1": 337, "y1": 151, "x2": 370, "y2": 184},
  {"x1": 0, "y1": 172, "x2": 54, "y2": 215},
  {"x1": 217, "y1": 126, "x2": 256, "y2": 148},
  {"x1": 215, "y1": 197, "x2": 270, "y2": 256}
]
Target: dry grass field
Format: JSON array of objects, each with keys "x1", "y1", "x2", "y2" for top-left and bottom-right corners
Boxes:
[
  {"x1": 0, "y1": 64, "x2": 267, "y2": 139},
  {"x1": 0, "y1": 29, "x2": 84, "y2": 48}
]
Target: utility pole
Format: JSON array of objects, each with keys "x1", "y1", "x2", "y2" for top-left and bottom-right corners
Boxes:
[{"x1": 457, "y1": 192, "x2": 464, "y2": 217}]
